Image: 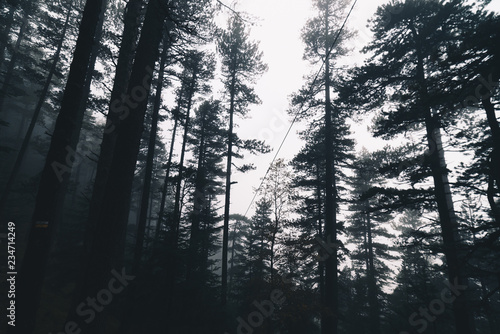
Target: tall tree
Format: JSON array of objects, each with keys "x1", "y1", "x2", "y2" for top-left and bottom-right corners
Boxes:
[
  {"x1": 132, "y1": 32, "x2": 171, "y2": 273},
  {"x1": 12, "y1": 0, "x2": 108, "y2": 332},
  {"x1": 448, "y1": 9, "x2": 500, "y2": 223},
  {"x1": 339, "y1": 1, "x2": 480, "y2": 332},
  {"x1": 229, "y1": 198, "x2": 273, "y2": 306},
  {"x1": 299, "y1": 0, "x2": 354, "y2": 331},
  {"x1": 68, "y1": 1, "x2": 215, "y2": 332},
  {"x1": 85, "y1": 0, "x2": 143, "y2": 257},
  {"x1": 217, "y1": 14, "x2": 268, "y2": 307},
  {"x1": 170, "y1": 50, "x2": 215, "y2": 254},
  {"x1": 260, "y1": 158, "x2": 294, "y2": 282},
  {"x1": 346, "y1": 149, "x2": 397, "y2": 334},
  {"x1": 186, "y1": 99, "x2": 225, "y2": 284}
]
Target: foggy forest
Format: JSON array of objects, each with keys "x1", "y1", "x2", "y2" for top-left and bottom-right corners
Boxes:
[{"x1": 0, "y1": 0, "x2": 499, "y2": 333}]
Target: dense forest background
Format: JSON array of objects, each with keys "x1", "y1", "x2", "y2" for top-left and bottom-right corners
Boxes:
[{"x1": 0, "y1": 0, "x2": 499, "y2": 333}]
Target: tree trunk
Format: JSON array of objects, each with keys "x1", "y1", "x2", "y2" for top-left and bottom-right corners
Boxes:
[
  {"x1": 66, "y1": 0, "x2": 168, "y2": 332},
  {"x1": 156, "y1": 105, "x2": 180, "y2": 240},
  {"x1": 221, "y1": 71, "x2": 236, "y2": 307},
  {"x1": 365, "y1": 206, "x2": 381, "y2": 334},
  {"x1": 426, "y1": 95, "x2": 475, "y2": 334},
  {"x1": 316, "y1": 160, "x2": 326, "y2": 332},
  {"x1": 12, "y1": 0, "x2": 107, "y2": 332},
  {"x1": 165, "y1": 68, "x2": 197, "y2": 316},
  {"x1": 146, "y1": 183, "x2": 155, "y2": 246},
  {"x1": 322, "y1": 4, "x2": 338, "y2": 332},
  {"x1": 132, "y1": 33, "x2": 169, "y2": 273},
  {"x1": 482, "y1": 97, "x2": 500, "y2": 225},
  {"x1": 411, "y1": 21, "x2": 474, "y2": 333},
  {"x1": 171, "y1": 70, "x2": 197, "y2": 245},
  {"x1": 84, "y1": 0, "x2": 143, "y2": 256},
  {"x1": 228, "y1": 219, "x2": 240, "y2": 292},
  {"x1": 270, "y1": 215, "x2": 278, "y2": 282},
  {"x1": 187, "y1": 101, "x2": 208, "y2": 283},
  {"x1": 0, "y1": 0, "x2": 72, "y2": 209}
]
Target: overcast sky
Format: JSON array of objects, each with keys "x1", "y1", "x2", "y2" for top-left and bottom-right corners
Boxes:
[{"x1": 208, "y1": 0, "x2": 500, "y2": 218}]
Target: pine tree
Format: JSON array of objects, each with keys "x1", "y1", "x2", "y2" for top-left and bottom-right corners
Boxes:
[
  {"x1": 187, "y1": 99, "x2": 225, "y2": 284},
  {"x1": 12, "y1": 0, "x2": 107, "y2": 331},
  {"x1": 67, "y1": 1, "x2": 215, "y2": 332},
  {"x1": 217, "y1": 14, "x2": 268, "y2": 307},
  {"x1": 260, "y1": 158, "x2": 295, "y2": 282},
  {"x1": 339, "y1": 1, "x2": 480, "y2": 331},
  {"x1": 346, "y1": 149, "x2": 397, "y2": 334},
  {"x1": 298, "y1": 0, "x2": 354, "y2": 331}
]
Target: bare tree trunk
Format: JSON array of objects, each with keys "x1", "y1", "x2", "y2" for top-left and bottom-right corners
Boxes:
[
  {"x1": 12, "y1": 0, "x2": 107, "y2": 332},
  {"x1": 66, "y1": 0, "x2": 169, "y2": 332},
  {"x1": 132, "y1": 33, "x2": 169, "y2": 273},
  {"x1": 156, "y1": 105, "x2": 179, "y2": 240},
  {"x1": 171, "y1": 70, "x2": 197, "y2": 245},
  {"x1": 186, "y1": 101, "x2": 208, "y2": 283},
  {"x1": 85, "y1": 0, "x2": 143, "y2": 255},
  {"x1": 427, "y1": 99, "x2": 475, "y2": 334},
  {"x1": 365, "y1": 206, "x2": 381, "y2": 334}
]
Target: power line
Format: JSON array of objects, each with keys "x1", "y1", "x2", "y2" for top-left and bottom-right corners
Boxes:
[{"x1": 243, "y1": 0, "x2": 359, "y2": 218}]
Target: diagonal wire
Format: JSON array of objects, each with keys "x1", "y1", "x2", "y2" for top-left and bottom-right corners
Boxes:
[{"x1": 243, "y1": 0, "x2": 359, "y2": 218}]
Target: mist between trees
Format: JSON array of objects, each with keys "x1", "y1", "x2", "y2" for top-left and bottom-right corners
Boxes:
[{"x1": 0, "y1": 0, "x2": 499, "y2": 333}]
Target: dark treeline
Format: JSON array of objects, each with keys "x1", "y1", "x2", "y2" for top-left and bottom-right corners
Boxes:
[{"x1": 0, "y1": 0, "x2": 499, "y2": 333}]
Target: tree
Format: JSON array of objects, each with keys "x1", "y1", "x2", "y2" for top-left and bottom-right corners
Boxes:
[
  {"x1": 170, "y1": 50, "x2": 215, "y2": 255},
  {"x1": 132, "y1": 32, "x2": 171, "y2": 273},
  {"x1": 68, "y1": 1, "x2": 215, "y2": 332},
  {"x1": 12, "y1": 0, "x2": 107, "y2": 332},
  {"x1": 260, "y1": 158, "x2": 295, "y2": 282},
  {"x1": 231, "y1": 198, "x2": 273, "y2": 302},
  {"x1": 217, "y1": 14, "x2": 268, "y2": 307},
  {"x1": 339, "y1": 1, "x2": 480, "y2": 331},
  {"x1": 187, "y1": 99, "x2": 225, "y2": 284},
  {"x1": 295, "y1": 0, "x2": 354, "y2": 331},
  {"x1": 386, "y1": 210, "x2": 455, "y2": 334},
  {"x1": 444, "y1": 7, "x2": 500, "y2": 201},
  {"x1": 85, "y1": 0, "x2": 143, "y2": 258},
  {"x1": 346, "y1": 149, "x2": 397, "y2": 334}
]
